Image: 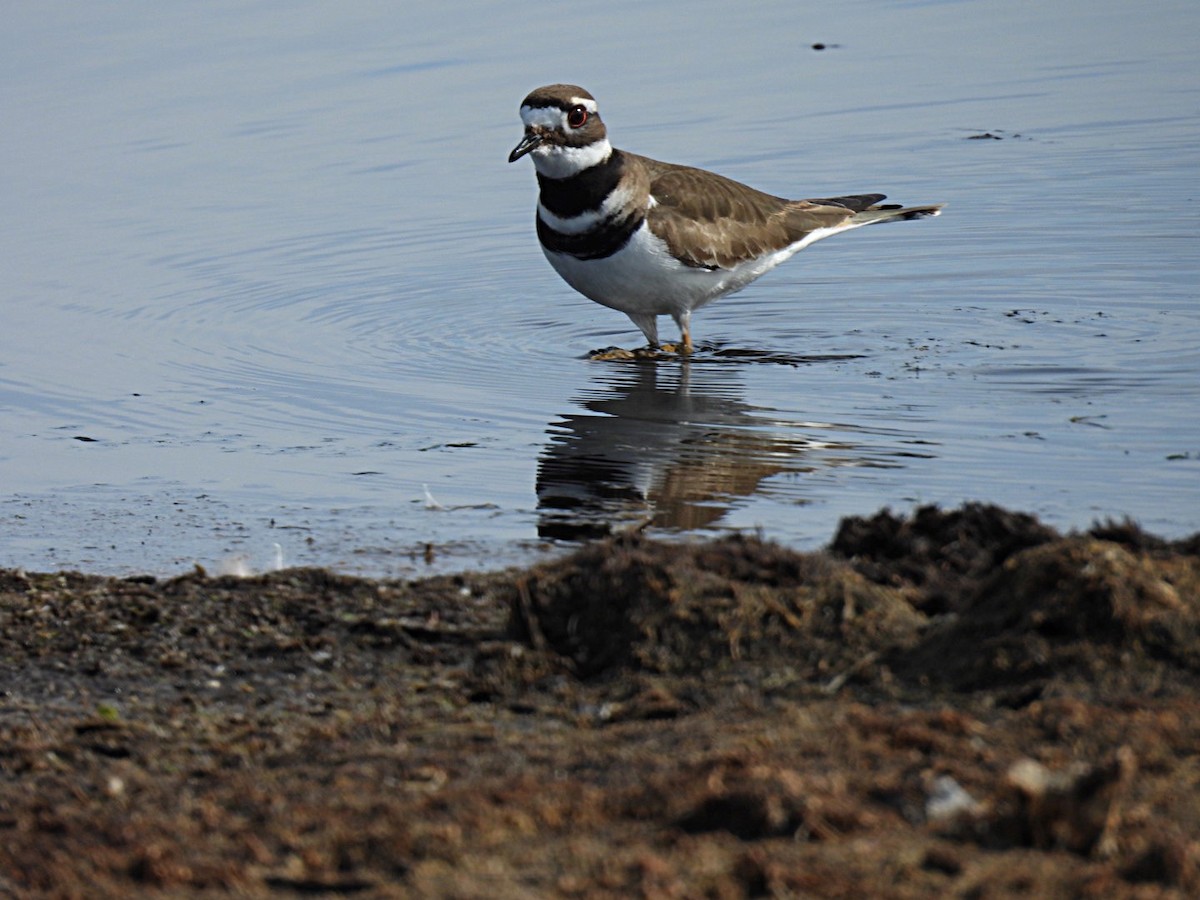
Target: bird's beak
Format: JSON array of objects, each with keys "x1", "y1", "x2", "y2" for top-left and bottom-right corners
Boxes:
[{"x1": 508, "y1": 130, "x2": 542, "y2": 163}]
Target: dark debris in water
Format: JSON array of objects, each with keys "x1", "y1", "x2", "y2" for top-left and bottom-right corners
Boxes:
[
  {"x1": 965, "y1": 129, "x2": 1029, "y2": 141},
  {"x1": 587, "y1": 341, "x2": 863, "y2": 367},
  {"x1": 2, "y1": 503, "x2": 1198, "y2": 896}
]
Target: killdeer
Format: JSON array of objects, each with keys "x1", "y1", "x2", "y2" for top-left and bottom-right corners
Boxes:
[{"x1": 508, "y1": 84, "x2": 943, "y2": 354}]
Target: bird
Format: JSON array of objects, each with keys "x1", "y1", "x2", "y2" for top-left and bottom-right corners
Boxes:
[{"x1": 508, "y1": 84, "x2": 943, "y2": 355}]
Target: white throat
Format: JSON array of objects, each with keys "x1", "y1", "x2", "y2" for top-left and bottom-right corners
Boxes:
[{"x1": 529, "y1": 138, "x2": 612, "y2": 180}]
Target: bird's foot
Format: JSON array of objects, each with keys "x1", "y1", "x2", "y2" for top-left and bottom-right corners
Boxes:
[
  {"x1": 661, "y1": 329, "x2": 694, "y2": 355},
  {"x1": 658, "y1": 342, "x2": 692, "y2": 355}
]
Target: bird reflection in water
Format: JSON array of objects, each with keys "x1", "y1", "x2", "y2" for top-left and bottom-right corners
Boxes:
[{"x1": 536, "y1": 357, "x2": 920, "y2": 540}]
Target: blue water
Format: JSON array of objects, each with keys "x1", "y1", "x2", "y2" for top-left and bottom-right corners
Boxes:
[{"x1": 2, "y1": 0, "x2": 1197, "y2": 575}]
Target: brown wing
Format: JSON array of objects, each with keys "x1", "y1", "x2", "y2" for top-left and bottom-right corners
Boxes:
[{"x1": 636, "y1": 154, "x2": 865, "y2": 269}]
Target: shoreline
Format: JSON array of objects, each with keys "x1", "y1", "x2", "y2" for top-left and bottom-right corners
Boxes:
[{"x1": 3, "y1": 503, "x2": 1198, "y2": 896}]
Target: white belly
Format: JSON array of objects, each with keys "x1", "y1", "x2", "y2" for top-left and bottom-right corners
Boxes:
[{"x1": 542, "y1": 221, "x2": 801, "y2": 321}]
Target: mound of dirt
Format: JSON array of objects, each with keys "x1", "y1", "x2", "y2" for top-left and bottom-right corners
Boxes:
[
  {"x1": 830, "y1": 502, "x2": 1060, "y2": 613},
  {"x1": 505, "y1": 533, "x2": 923, "y2": 682},
  {"x1": 899, "y1": 536, "x2": 1200, "y2": 697}
]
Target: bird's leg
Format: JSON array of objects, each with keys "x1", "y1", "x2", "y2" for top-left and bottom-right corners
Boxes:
[
  {"x1": 679, "y1": 324, "x2": 693, "y2": 353},
  {"x1": 627, "y1": 313, "x2": 660, "y2": 351},
  {"x1": 660, "y1": 311, "x2": 693, "y2": 354}
]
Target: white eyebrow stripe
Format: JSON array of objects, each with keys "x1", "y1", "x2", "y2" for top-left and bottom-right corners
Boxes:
[
  {"x1": 520, "y1": 106, "x2": 567, "y2": 129},
  {"x1": 519, "y1": 97, "x2": 598, "y2": 129}
]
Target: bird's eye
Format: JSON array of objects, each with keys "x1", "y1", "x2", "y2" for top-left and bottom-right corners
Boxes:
[{"x1": 566, "y1": 105, "x2": 588, "y2": 128}]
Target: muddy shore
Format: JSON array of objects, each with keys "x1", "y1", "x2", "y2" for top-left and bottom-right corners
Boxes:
[{"x1": 2, "y1": 503, "x2": 1198, "y2": 897}]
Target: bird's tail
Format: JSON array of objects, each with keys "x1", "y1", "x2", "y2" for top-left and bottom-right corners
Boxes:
[{"x1": 850, "y1": 203, "x2": 945, "y2": 226}]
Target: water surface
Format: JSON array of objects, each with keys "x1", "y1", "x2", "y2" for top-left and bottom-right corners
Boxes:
[{"x1": 2, "y1": 0, "x2": 1197, "y2": 575}]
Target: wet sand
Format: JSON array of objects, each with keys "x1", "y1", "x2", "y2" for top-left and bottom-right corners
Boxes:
[{"x1": 2, "y1": 504, "x2": 1198, "y2": 897}]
